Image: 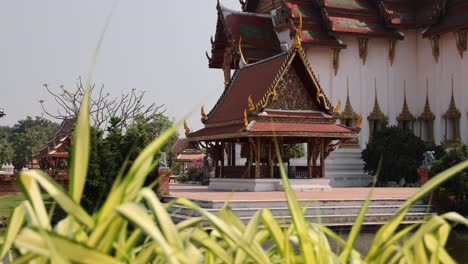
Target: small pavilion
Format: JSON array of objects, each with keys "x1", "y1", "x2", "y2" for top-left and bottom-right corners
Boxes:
[
  {"x1": 32, "y1": 118, "x2": 75, "y2": 180},
  {"x1": 188, "y1": 27, "x2": 358, "y2": 191}
]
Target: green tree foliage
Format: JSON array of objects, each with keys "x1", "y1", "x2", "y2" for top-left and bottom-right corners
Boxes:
[
  {"x1": 431, "y1": 144, "x2": 468, "y2": 215},
  {"x1": 288, "y1": 143, "x2": 305, "y2": 159},
  {"x1": 80, "y1": 115, "x2": 178, "y2": 213},
  {"x1": 0, "y1": 126, "x2": 14, "y2": 164},
  {"x1": 0, "y1": 117, "x2": 58, "y2": 168},
  {"x1": 362, "y1": 126, "x2": 426, "y2": 184}
]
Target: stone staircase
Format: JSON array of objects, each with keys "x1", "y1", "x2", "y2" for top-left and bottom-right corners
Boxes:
[
  {"x1": 325, "y1": 147, "x2": 373, "y2": 187},
  {"x1": 163, "y1": 197, "x2": 431, "y2": 228}
]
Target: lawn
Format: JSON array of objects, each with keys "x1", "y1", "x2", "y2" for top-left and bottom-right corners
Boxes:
[{"x1": 0, "y1": 194, "x2": 27, "y2": 219}]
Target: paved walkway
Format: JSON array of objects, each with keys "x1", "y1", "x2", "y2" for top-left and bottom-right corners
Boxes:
[{"x1": 168, "y1": 183, "x2": 419, "y2": 201}]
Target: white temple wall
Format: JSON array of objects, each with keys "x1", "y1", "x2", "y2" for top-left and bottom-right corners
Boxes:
[{"x1": 304, "y1": 30, "x2": 468, "y2": 148}]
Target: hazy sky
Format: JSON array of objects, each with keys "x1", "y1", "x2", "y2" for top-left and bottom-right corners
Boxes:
[{"x1": 0, "y1": 0, "x2": 239, "y2": 135}]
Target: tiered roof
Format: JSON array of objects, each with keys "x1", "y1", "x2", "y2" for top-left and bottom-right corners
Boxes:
[
  {"x1": 32, "y1": 118, "x2": 75, "y2": 159},
  {"x1": 190, "y1": 46, "x2": 357, "y2": 141},
  {"x1": 376, "y1": 0, "x2": 445, "y2": 29},
  {"x1": 423, "y1": 0, "x2": 468, "y2": 37},
  {"x1": 283, "y1": 0, "x2": 345, "y2": 48},
  {"x1": 208, "y1": 3, "x2": 281, "y2": 69}
]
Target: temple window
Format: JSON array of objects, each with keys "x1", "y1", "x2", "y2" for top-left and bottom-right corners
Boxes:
[
  {"x1": 442, "y1": 80, "x2": 461, "y2": 146},
  {"x1": 367, "y1": 81, "x2": 388, "y2": 140}
]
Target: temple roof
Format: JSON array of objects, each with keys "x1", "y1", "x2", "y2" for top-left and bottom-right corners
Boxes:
[
  {"x1": 284, "y1": 0, "x2": 346, "y2": 48},
  {"x1": 190, "y1": 46, "x2": 356, "y2": 141},
  {"x1": 423, "y1": 0, "x2": 468, "y2": 37},
  {"x1": 317, "y1": 0, "x2": 403, "y2": 39},
  {"x1": 32, "y1": 118, "x2": 75, "y2": 159},
  {"x1": 208, "y1": 3, "x2": 281, "y2": 69},
  {"x1": 376, "y1": 0, "x2": 445, "y2": 29}
]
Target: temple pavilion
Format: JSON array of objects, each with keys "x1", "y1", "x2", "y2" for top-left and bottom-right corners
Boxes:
[
  {"x1": 188, "y1": 24, "x2": 358, "y2": 190},
  {"x1": 32, "y1": 118, "x2": 74, "y2": 180},
  {"x1": 191, "y1": 0, "x2": 468, "y2": 188}
]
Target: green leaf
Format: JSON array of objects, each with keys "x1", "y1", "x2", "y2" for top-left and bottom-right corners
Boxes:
[
  {"x1": 18, "y1": 172, "x2": 51, "y2": 230},
  {"x1": 0, "y1": 204, "x2": 26, "y2": 259},
  {"x1": 14, "y1": 228, "x2": 120, "y2": 264},
  {"x1": 22, "y1": 170, "x2": 94, "y2": 229}
]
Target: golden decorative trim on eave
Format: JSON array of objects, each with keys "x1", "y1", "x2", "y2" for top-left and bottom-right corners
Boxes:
[
  {"x1": 333, "y1": 99, "x2": 341, "y2": 115},
  {"x1": 358, "y1": 38, "x2": 369, "y2": 65},
  {"x1": 243, "y1": 109, "x2": 249, "y2": 127},
  {"x1": 293, "y1": 13, "x2": 302, "y2": 49},
  {"x1": 396, "y1": 81, "x2": 416, "y2": 123},
  {"x1": 356, "y1": 114, "x2": 363, "y2": 129},
  {"x1": 430, "y1": 35, "x2": 440, "y2": 63},
  {"x1": 332, "y1": 48, "x2": 340, "y2": 76},
  {"x1": 388, "y1": 39, "x2": 396, "y2": 65},
  {"x1": 455, "y1": 30, "x2": 467, "y2": 59}
]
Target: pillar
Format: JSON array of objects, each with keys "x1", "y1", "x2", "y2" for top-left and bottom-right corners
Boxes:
[
  {"x1": 220, "y1": 142, "x2": 224, "y2": 178},
  {"x1": 320, "y1": 138, "x2": 325, "y2": 178},
  {"x1": 255, "y1": 137, "x2": 261, "y2": 178},
  {"x1": 307, "y1": 140, "x2": 312, "y2": 178}
]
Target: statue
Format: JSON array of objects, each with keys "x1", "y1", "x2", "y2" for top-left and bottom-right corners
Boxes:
[
  {"x1": 159, "y1": 152, "x2": 168, "y2": 168},
  {"x1": 421, "y1": 151, "x2": 435, "y2": 168}
]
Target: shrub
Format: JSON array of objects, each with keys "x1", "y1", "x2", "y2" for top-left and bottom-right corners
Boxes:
[
  {"x1": 362, "y1": 126, "x2": 426, "y2": 184},
  {"x1": 431, "y1": 144, "x2": 468, "y2": 215}
]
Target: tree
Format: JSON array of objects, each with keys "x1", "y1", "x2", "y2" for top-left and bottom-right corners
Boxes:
[
  {"x1": 362, "y1": 126, "x2": 425, "y2": 184},
  {"x1": 0, "y1": 117, "x2": 58, "y2": 168},
  {"x1": 40, "y1": 77, "x2": 164, "y2": 129},
  {"x1": 431, "y1": 144, "x2": 468, "y2": 215}
]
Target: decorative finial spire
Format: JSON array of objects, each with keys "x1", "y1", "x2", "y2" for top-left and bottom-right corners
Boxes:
[
  {"x1": 243, "y1": 109, "x2": 249, "y2": 127},
  {"x1": 293, "y1": 13, "x2": 302, "y2": 49},
  {"x1": 356, "y1": 114, "x2": 363, "y2": 129},
  {"x1": 201, "y1": 106, "x2": 207, "y2": 122},
  {"x1": 334, "y1": 99, "x2": 341, "y2": 114},
  {"x1": 397, "y1": 80, "x2": 415, "y2": 125},
  {"x1": 342, "y1": 76, "x2": 359, "y2": 121},
  {"x1": 184, "y1": 121, "x2": 190, "y2": 136},
  {"x1": 238, "y1": 36, "x2": 248, "y2": 68},
  {"x1": 374, "y1": 78, "x2": 379, "y2": 108}
]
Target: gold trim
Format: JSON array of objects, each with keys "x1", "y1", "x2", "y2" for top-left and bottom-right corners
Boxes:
[
  {"x1": 201, "y1": 106, "x2": 207, "y2": 122},
  {"x1": 238, "y1": 36, "x2": 248, "y2": 68},
  {"x1": 333, "y1": 99, "x2": 341, "y2": 114},
  {"x1": 418, "y1": 78, "x2": 435, "y2": 144},
  {"x1": 248, "y1": 95, "x2": 256, "y2": 112},
  {"x1": 293, "y1": 13, "x2": 302, "y2": 49},
  {"x1": 367, "y1": 79, "x2": 388, "y2": 139},
  {"x1": 388, "y1": 39, "x2": 396, "y2": 65},
  {"x1": 190, "y1": 131, "x2": 358, "y2": 142},
  {"x1": 442, "y1": 76, "x2": 461, "y2": 144},
  {"x1": 430, "y1": 35, "x2": 440, "y2": 63},
  {"x1": 184, "y1": 121, "x2": 191, "y2": 136},
  {"x1": 455, "y1": 30, "x2": 467, "y2": 59},
  {"x1": 340, "y1": 77, "x2": 359, "y2": 121},
  {"x1": 396, "y1": 81, "x2": 416, "y2": 129},
  {"x1": 243, "y1": 109, "x2": 249, "y2": 127},
  {"x1": 356, "y1": 114, "x2": 363, "y2": 129},
  {"x1": 358, "y1": 38, "x2": 369, "y2": 65},
  {"x1": 332, "y1": 48, "x2": 340, "y2": 76}
]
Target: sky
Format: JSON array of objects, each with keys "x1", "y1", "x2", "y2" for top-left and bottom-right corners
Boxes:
[{"x1": 0, "y1": 0, "x2": 239, "y2": 135}]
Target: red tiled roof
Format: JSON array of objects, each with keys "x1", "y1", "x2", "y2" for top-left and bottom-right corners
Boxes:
[
  {"x1": 33, "y1": 118, "x2": 75, "y2": 160},
  {"x1": 261, "y1": 111, "x2": 332, "y2": 120},
  {"x1": 423, "y1": 0, "x2": 468, "y2": 37},
  {"x1": 209, "y1": 4, "x2": 281, "y2": 69},
  {"x1": 188, "y1": 121, "x2": 356, "y2": 140},
  {"x1": 206, "y1": 53, "x2": 288, "y2": 124},
  {"x1": 175, "y1": 153, "x2": 204, "y2": 162},
  {"x1": 316, "y1": 0, "x2": 403, "y2": 39},
  {"x1": 250, "y1": 122, "x2": 354, "y2": 133},
  {"x1": 172, "y1": 138, "x2": 189, "y2": 154},
  {"x1": 285, "y1": 0, "x2": 345, "y2": 48}
]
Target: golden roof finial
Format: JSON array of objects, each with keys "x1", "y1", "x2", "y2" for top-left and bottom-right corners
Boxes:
[
  {"x1": 243, "y1": 109, "x2": 249, "y2": 127},
  {"x1": 200, "y1": 106, "x2": 207, "y2": 122},
  {"x1": 247, "y1": 95, "x2": 255, "y2": 112},
  {"x1": 334, "y1": 99, "x2": 341, "y2": 114},
  {"x1": 238, "y1": 36, "x2": 248, "y2": 68},
  {"x1": 293, "y1": 13, "x2": 302, "y2": 49},
  {"x1": 183, "y1": 121, "x2": 190, "y2": 136},
  {"x1": 356, "y1": 114, "x2": 363, "y2": 129}
]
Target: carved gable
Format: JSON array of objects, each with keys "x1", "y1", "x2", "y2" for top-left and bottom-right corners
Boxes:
[{"x1": 268, "y1": 66, "x2": 320, "y2": 111}]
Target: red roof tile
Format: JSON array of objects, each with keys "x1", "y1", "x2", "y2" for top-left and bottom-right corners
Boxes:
[
  {"x1": 423, "y1": 0, "x2": 468, "y2": 37},
  {"x1": 261, "y1": 111, "x2": 332, "y2": 120},
  {"x1": 172, "y1": 138, "x2": 189, "y2": 154},
  {"x1": 250, "y1": 122, "x2": 354, "y2": 133},
  {"x1": 206, "y1": 53, "x2": 288, "y2": 124}
]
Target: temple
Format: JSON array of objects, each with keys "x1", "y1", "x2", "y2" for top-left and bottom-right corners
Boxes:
[
  {"x1": 190, "y1": 0, "x2": 468, "y2": 188},
  {"x1": 189, "y1": 26, "x2": 358, "y2": 191},
  {"x1": 32, "y1": 118, "x2": 74, "y2": 180}
]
